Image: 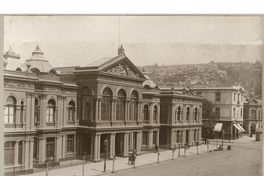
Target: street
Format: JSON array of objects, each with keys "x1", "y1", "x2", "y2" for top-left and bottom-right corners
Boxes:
[{"x1": 111, "y1": 135, "x2": 262, "y2": 176}]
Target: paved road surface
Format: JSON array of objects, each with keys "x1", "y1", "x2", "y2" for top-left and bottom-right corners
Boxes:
[{"x1": 111, "y1": 136, "x2": 262, "y2": 176}]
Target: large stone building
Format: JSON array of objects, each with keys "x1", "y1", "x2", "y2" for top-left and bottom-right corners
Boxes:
[
  {"x1": 243, "y1": 98, "x2": 262, "y2": 134},
  {"x1": 3, "y1": 45, "x2": 203, "y2": 176}
]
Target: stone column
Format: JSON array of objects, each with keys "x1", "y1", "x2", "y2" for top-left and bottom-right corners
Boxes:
[
  {"x1": 14, "y1": 140, "x2": 19, "y2": 165},
  {"x1": 24, "y1": 139, "x2": 29, "y2": 170},
  {"x1": 199, "y1": 105, "x2": 202, "y2": 123},
  {"x1": 189, "y1": 129, "x2": 193, "y2": 145},
  {"x1": 26, "y1": 93, "x2": 31, "y2": 130},
  {"x1": 138, "y1": 102, "x2": 142, "y2": 122},
  {"x1": 157, "y1": 103, "x2": 160, "y2": 124},
  {"x1": 123, "y1": 133, "x2": 129, "y2": 157},
  {"x1": 197, "y1": 129, "x2": 201, "y2": 143},
  {"x1": 74, "y1": 135, "x2": 77, "y2": 156},
  {"x1": 57, "y1": 96, "x2": 63, "y2": 128},
  {"x1": 93, "y1": 134, "x2": 101, "y2": 162},
  {"x1": 182, "y1": 105, "x2": 186, "y2": 123},
  {"x1": 38, "y1": 137, "x2": 46, "y2": 164},
  {"x1": 148, "y1": 130, "x2": 153, "y2": 148},
  {"x1": 30, "y1": 95, "x2": 35, "y2": 129},
  {"x1": 149, "y1": 103, "x2": 154, "y2": 124},
  {"x1": 21, "y1": 140, "x2": 25, "y2": 166},
  {"x1": 137, "y1": 131, "x2": 142, "y2": 154},
  {"x1": 113, "y1": 99, "x2": 117, "y2": 121},
  {"x1": 156, "y1": 130, "x2": 160, "y2": 146},
  {"x1": 167, "y1": 103, "x2": 171, "y2": 124},
  {"x1": 182, "y1": 130, "x2": 186, "y2": 144},
  {"x1": 15, "y1": 106, "x2": 21, "y2": 125},
  {"x1": 55, "y1": 136, "x2": 61, "y2": 161},
  {"x1": 170, "y1": 131, "x2": 175, "y2": 148},
  {"x1": 98, "y1": 99, "x2": 101, "y2": 122},
  {"x1": 171, "y1": 103, "x2": 175, "y2": 124},
  {"x1": 62, "y1": 97, "x2": 67, "y2": 126},
  {"x1": 111, "y1": 100, "x2": 114, "y2": 122},
  {"x1": 125, "y1": 100, "x2": 129, "y2": 122},
  {"x1": 110, "y1": 133, "x2": 116, "y2": 159},
  {"x1": 39, "y1": 94, "x2": 47, "y2": 128},
  {"x1": 95, "y1": 99, "x2": 99, "y2": 122},
  {"x1": 29, "y1": 139, "x2": 34, "y2": 169},
  {"x1": 61, "y1": 135, "x2": 66, "y2": 158}
]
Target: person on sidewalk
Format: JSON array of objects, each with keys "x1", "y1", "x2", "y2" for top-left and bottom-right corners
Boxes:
[{"x1": 154, "y1": 144, "x2": 159, "y2": 153}]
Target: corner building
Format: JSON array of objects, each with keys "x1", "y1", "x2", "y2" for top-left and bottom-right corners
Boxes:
[{"x1": 3, "y1": 45, "x2": 203, "y2": 175}]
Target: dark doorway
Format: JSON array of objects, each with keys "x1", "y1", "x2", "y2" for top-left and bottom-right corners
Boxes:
[
  {"x1": 100, "y1": 134, "x2": 110, "y2": 159},
  {"x1": 251, "y1": 123, "x2": 256, "y2": 134},
  {"x1": 115, "y1": 133, "x2": 124, "y2": 157},
  {"x1": 186, "y1": 130, "x2": 189, "y2": 144}
]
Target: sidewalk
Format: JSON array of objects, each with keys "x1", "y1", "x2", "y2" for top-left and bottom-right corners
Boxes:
[{"x1": 23, "y1": 143, "x2": 219, "y2": 176}]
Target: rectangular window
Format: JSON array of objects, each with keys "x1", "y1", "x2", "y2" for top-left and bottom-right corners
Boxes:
[
  {"x1": 35, "y1": 106, "x2": 40, "y2": 126},
  {"x1": 251, "y1": 110, "x2": 256, "y2": 119},
  {"x1": 68, "y1": 108, "x2": 75, "y2": 122},
  {"x1": 194, "y1": 130, "x2": 197, "y2": 142},
  {"x1": 33, "y1": 138, "x2": 39, "y2": 160},
  {"x1": 4, "y1": 141, "x2": 14, "y2": 166},
  {"x1": 215, "y1": 93, "x2": 221, "y2": 101},
  {"x1": 4, "y1": 106, "x2": 15, "y2": 124},
  {"x1": 46, "y1": 138, "x2": 54, "y2": 158},
  {"x1": 142, "y1": 131, "x2": 148, "y2": 146},
  {"x1": 67, "y1": 135, "x2": 74, "y2": 153},
  {"x1": 46, "y1": 108, "x2": 54, "y2": 122},
  {"x1": 176, "y1": 131, "x2": 180, "y2": 143}
]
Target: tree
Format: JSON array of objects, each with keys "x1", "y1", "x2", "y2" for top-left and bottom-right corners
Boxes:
[{"x1": 202, "y1": 98, "x2": 220, "y2": 139}]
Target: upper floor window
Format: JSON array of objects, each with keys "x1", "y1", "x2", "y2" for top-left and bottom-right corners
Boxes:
[
  {"x1": 215, "y1": 92, "x2": 221, "y2": 101},
  {"x1": 81, "y1": 87, "x2": 94, "y2": 121},
  {"x1": 251, "y1": 110, "x2": 256, "y2": 119},
  {"x1": 234, "y1": 93, "x2": 236, "y2": 101},
  {"x1": 116, "y1": 89, "x2": 126, "y2": 121},
  {"x1": 143, "y1": 105, "x2": 149, "y2": 122},
  {"x1": 237, "y1": 94, "x2": 240, "y2": 104},
  {"x1": 177, "y1": 106, "x2": 181, "y2": 121},
  {"x1": 194, "y1": 107, "x2": 198, "y2": 121},
  {"x1": 4, "y1": 96, "x2": 17, "y2": 124},
  {"x1": 153, "y1": 105, "x2": 158, "y2": 122},
  {"x1": 35, "y1": 99, "x2": 40, "y2": 126},
  {"x1": 20, "y1": 101, "x2": 25, "y2": 123},
  {"x1": 130, "y1": 90, "x2": 139, "y2": 121},
  {"x1": 46, "y1": 99, "x2": 56, "y2": 123},
  {"x1": 68, "y1": 101, "x2": 76, "y2": 122},
  {"x1": 186, "y1": 107, "x2": 190, "y2": 121},
  {"x1": 233, "y1": 108, "x2": 236, "y2": 118},
  {"x1": 101, "y1": 88, "x2": 113, "y2": 121}
]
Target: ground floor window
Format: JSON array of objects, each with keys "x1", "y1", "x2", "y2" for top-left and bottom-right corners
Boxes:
[
  {"x1": 194, "y1": 130, "x2": 197, "y2": 142},
  {"x1": 4, "y1": 141, "x2": 14, "y2": 166},
  {"x1": 34, "y1": 138, "x2": 39, "y2": 160},
  {"x1": 67, "y1": 135, "x2": 74, "y2": 153},
  {"x1": 142, "y1": 131, "x2": 148, "y2": 146}
]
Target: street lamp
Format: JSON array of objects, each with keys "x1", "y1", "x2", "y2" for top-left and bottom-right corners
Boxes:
[{"x1": 103, "y1": 138, "x2": 108, "y2": 172}]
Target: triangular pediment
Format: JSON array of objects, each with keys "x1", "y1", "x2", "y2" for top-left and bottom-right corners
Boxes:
[{"x1": 101, "y1": 56, "x2": 145, "y2": 79}]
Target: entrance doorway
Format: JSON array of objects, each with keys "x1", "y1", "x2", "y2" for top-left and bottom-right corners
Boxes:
[
  {"x1": 100, "y1": 134, "x2": 110, "y2": 159},
  {"x1": 186, "y1": 130, "x2": 189, "y2": 145},
  {"x1": 251, "y1": 123, "x2": 256, "y2": 134},
  {"x1": 115, "y1": 133, "x2": 124, "y2": 157}
]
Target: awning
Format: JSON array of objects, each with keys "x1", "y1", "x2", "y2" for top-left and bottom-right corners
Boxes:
[
  {"x1": 237, "y1": 124, "x2": 245, "y2": 132},
  {"x1": 214, "y1": 123, "x2": 223, "y2": 132},
  {"x1": 234, "y1": 124, "x2": 242, "y2": 132}
]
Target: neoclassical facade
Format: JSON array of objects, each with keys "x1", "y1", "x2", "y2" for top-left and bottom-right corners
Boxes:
[
  {"x1": 3, "y1": 45, "x2": 203, "y2": 175},
  {"x1": 243, "y1": 99, "x2": 262, "y2": 134}
]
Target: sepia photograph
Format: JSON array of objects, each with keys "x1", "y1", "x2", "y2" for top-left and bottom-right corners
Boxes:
[{"x1": 2, "y1": 14, "x2": 263, "y2": 176}]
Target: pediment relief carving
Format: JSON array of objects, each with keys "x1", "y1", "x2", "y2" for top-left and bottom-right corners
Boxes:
[{"x1": 104, "y1": 62, "x2": 140, "y2": 78}]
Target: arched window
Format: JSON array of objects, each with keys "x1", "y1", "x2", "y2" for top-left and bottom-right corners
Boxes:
[
  {"x1": 177, "y1": 106, "x2": 181, "y2": 121},
  {"x1": 130, "y1": 90, "x2": 139, "y2": 121},
  {"x1": 101, "y1": 88, "x2": 113, "y2": 121},
  {"x1": 34, "y1": 98, "x2": 40, "y2": 126},
  {"x1": 4, "y1": 96, "x2": 17, "y2": 124},
  {"x1": 143, "y1": 105, "x2": 149, "y2": 122},
  {"x1": 116, "y1": 89, "x2": 126, "y2": 121},
  {"x1": 68, "y1": 101, "x2": 75, "y2": 122},
  {"x1": 46, "y1": 99, "x2": 56, "y2": 122},
  {"x1": 153, "y1": 105, "x2": 158, "y2": 122},
  {"x1": 186, "y1": 107, "x2": 190, "y2": 121},
  {"x1": 81, "y1": 87, "x2": 93, "y2": 121},
  {"x1": 194, "y1": 107, "x2": 198, "y2": 121}
]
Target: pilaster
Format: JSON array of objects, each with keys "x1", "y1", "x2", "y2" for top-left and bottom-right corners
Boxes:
[{"x1": 39, "y1": 94, "x2": 47, "y2": 128}]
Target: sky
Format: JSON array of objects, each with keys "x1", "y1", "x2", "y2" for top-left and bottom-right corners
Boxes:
[{"x1": 3, "y1": 15, "x2": 263, "y2": 67}]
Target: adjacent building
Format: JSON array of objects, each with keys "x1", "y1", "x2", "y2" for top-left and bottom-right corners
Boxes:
[{"x1": 243, "y1": 99, "x2": 262, "y2": 134}]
